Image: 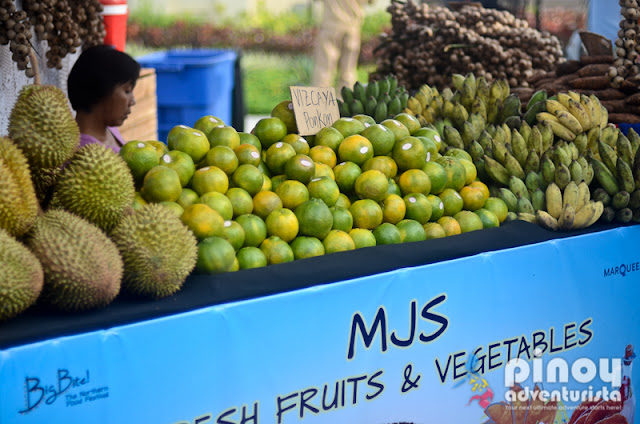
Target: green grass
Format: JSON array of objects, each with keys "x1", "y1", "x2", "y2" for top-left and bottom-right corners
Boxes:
[{"x1": 128, "y1": 44, "x2": 374, "y2": 115}]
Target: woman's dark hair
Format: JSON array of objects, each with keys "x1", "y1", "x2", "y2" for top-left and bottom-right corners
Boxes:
[{"x1": 67, "y1": 45, "x2": 141, "y2": 112}]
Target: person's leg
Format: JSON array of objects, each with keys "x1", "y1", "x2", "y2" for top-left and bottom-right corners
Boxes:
[
  {"x1": 336, "y1": 24, "x2": 361, "y2": 95},
  {"x1": 312, "y1": 25, "x2": 342, "y2": 89}
]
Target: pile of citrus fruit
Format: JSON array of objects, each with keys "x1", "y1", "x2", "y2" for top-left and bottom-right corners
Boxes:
[{"x1": 121, "y1": 101, "x2": 510, "y2": 273}]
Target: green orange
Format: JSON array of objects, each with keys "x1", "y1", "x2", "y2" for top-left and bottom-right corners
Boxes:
[
  {"x1": 232, "y1": 164, "x2": 263, "y2": 196},
  {"x1": 361, "y1": 123, "x2": 396, "y2": 156},
  {"x1": 222, "y1": 219, "x2": 246, "y2": 251},
  {"x1": 314, "y1": 126, "x2": 344, "y2": 152},
  {"x1": 294, "y1": 198, "x2": 333, "y2": 239},
  {"x1": 323, "y1": 230, "x2": 355, "y2": 253},
  {"x1": 307, "y1": 177, "x2": 340, "y2": 207},
  {"x1": 454, "y1": 210, "x2": 484, "y2": 233},
  {"x1": 373, "y1": 222, "x2": 402, "y2": 245},
  {"x1": 275, "y1": 180, "x2": 310, "y2": 210},
  {"x1": 226, "y1": 187, "x2": 254, "y2": 217},
  {"x1": 403, "y1": 193, "x2": 432, "y2": 224},
  {"x1": 236, "y1": 246, "x2": 267, "y2": 269},
  {"x1": 329, "y1": 206, "x2": 353, "y2": 232},
  {"x1": 208, "y1": 125, "x2": 241, "y2": 150},
  {"x1": 235, "y1": 214, "x2": 268, "y2": 247},
  {"x1": 285, "y1": 154, "x2": 316, "y2": 184},
  {"x1": 254, "y1": 117, "x2": 288, "y2": 148},
  {"x1": 398, "y1": 169, "x2": 431, "y2": 196},
  {"x1": 191, "y1": 166, "x2": 229, "y2": 196},
  {"x1": 332, "y1": 117, "x2": 366, "y2": 138},
  {"x1": 349, "y1": 228, "x2": 377, "y2": 248},
  {"x1": 181, "y1": 203, "x2": 225, "y2": 240},
  {"x1": 350, "y1": 199, "x2": 383, "y2": 230},
  {"x1": 252, "y1": 190, "x2": 283, "y2": 220},
  {"x1": 281, "y1": 133, "x2": 310, "y2": 155},
  {"x1": 199, "y1": 191, "x2": 234, "y2": 220},
  {"x1": 382, "y1": 193, "x2": 406, "y2": 224},
  {"x1": 161, "y1": 150, "x2": 196, "y2": 187},
  {"x1": 354, "y1": 170, "x2": 389, "y2": 202},
  {"x1": 260, "y1": 236, "x2": 294, "y2": 264},
  {"x1": 234, "y1": 144, "x2": 262, "y2": 167},
  {"x1": 392, "y1": 136, "x2": 427, "y2": 171},
  {"x1": 265, "y1": 141, "x2": 297, "y2": 175},
  {"x1": 338, "y1": 135, "x2": 374, "y2": 166},
  {"x1": 290, "y1": 236, "x2": 325, "y2": 259},
  {"x1": 396, "y1": 219, "x2": 427, "y2": 242},
  {"x1": 196, "y1": 237, "x2": 235, "y2": 273},
  {"x1": 265, "y1": 208, "x2": 299, "y2": 243},
  {"x1": 309, "y1": 145, "x2": 337, "y2": 168},
  {"x1": 120, "y1": 141, "x2": 159, "y2": 185},
  {"x1": 141, "y1": 165, "x2": 182, "y2": 203},
  {"x1": 334, "y1": 161, "x2": 362, "y2": 194}
]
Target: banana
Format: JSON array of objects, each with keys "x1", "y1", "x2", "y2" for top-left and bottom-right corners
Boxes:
[
  {"x1": 573, "y1": 201, "x2": 597, "y2": 229},
  {"x1": 504, "y1": 152, "x2": 526, "y2": 180},
  {"x1": 374, "y1": 101, "x2": 388, "y2": 124},
  {"x1": 492, "y1": 138, "x2": 509, "y2": 165},
  {"x1": 461, "y1": 121, "x2": 475, "y2": 148},
  {"x1": 471, "y1": 97, "x2": 488, "y2": 122},
  {"x1": 601, "y1": 206, "x2": 616, "y2": 223},
  {"x1": 422, "y1": 106, "x2": 436, "y2": 124},
  {"x1": 592, "y1": 188, "x2": 612, "y2": 207},
  {"x1": 562, "y1": 181, "x2": 579, "y2": 210},
  {"x1": 567, "y1": 142, "x2": 579, "y2": 161},
  {"x1": 365, "y1": 96, "x2": 377, "y2": 116},
  {"x1": 478, "y1": 130, "x2": 493, "y2": 153},
  {"x1": 511, "y1": 129, "x2": 528, "y2": 167},
  {"x1": 617, "y1": 159, "x2": 635, "y2": 194},
  {"x1": 407, "y1": 97, "x2": 422, "y2": 116},
  {"x1": 493, "y1": 125, "x2": 506, "y2": 145},
  {"x1": 627, "y1": 128, "x2": 640, "y2": 157},
  {"x1": 540, "y1": 121, "x2": 555, "y2": 152},
  {"x1": 591, "y1": 157, "x2": 620, "y2": 196},
  {"x1": 525, "y1": 149, "x2": 540, "y2": 175},
  {"x1": 518, "y1": 212, "x2": 537, "y2": 223},
  {"x1": 546, "y1": 182, "x2": 563, "y2": 219},
  {"x1": 499, "y1": 79, "x2": 510, "y2": 100},
  {"x1": 599, "y1": 104, "x2": 608, "y2": 129},
  {"x1": 339, "y1": 100, "x2": 351, "y2": 117},
  {"x1": 557, "y1": 93, "x2": 573, "y2": 110},
  {"x1": 517, "y1": 197, "x2": 535, "y2": 215},
  {"x1": 498, "y1": 187, "x2": 519, "y2": 212},
  {"x1": 469, "y1": 140, "x2": 485, "y2": 163},
  {"x1": 400, "y1": 92, "x2": 409, "y2": 110},
  {"x1": 501, "y1": 94, "x2": 522, "y2": 122},
  {"x1": 600, "y1": 124, "x2": 618, "y2": 147},
  {"x1": 387, "y1": 96, "x2": 401, "y2": 117},
  {"x1": 378, "y1": 78, "x2": 390, "y2": 97},
  {"x1": 630, "y1": 190, "x2": 640, "y2": 209},
  {"x1": 366, "y1": 81, "x2": 380, "y2": 100},
  {"x1": 612, "y1": 191, "x2": 630, "y2": 210},
  {"x1": 341, "y1": 86, "x2": 354, "y2": 104},
  {"x1": 526, "y1": 89, "x2": 548, "y2": 111},
  {"x1": 487, "y1": 98, "x2": 502, "y2": 125},
  {"x1": 444, "y1": 125, "x2": 464, "y2": 150},
  {"x1": 554, "y1": 110, "x2": 584, "y2": 135},
  {"x1": 555, "y1": 163, "x2": 572, "y2": 189},
  {"x1": 469, "y1": 112, "x2": 485, "y2": 139},
  {"x1": 537, "y1": 112, "x2": 559, "y2": 122},
  {"x1": 570, "y1": 160, "x2": 583, "y2": 183},
  {"x1": 502, "y1": 123, "x2": 512, "y2": 145},
  {"x1": 598, "y1": 140, "x2": 619, "y2": 178},
  {"x1": 568, "y1": 91, "x2": 581, "y2": 102},
  {"x1": 588, "y1": 94, "x2": 603, "y2": 128},
  {"x1": 476, "y1": 77, "x2": 491, "y2": 106},
  {"x1": 546, "y1": 99, "x2": 570, "y2": 116},
  {"x1": 509, "y1": 176, "x2": 530, "y2": 201},
  {"x1": 577, "y1": 181, "x2": 590, "y2": 212},
  {"x1": 531, "y1": 188, "x2": 546, "y2": 211},
  {"x1": 553, "y1": 146, "x2": 571, "y2": 168},
  {"x1": 387, "y1": 74, "x2": 398, "y2": 94},
  {"x1": 574, "y1": 133, "x2": 588, "y2": 155},
  {"x1": 558, "y1": 203, "x2": 576, "y2": 231},
  {"x1": 617, "y1": 134, "x2": 634, "y2": 167},
  {"x1": 545, "y1": 119, "x2": 576, "y2": 142},
  {"x1": 490, "y1": 80, "x2": 503, "y2": 104},
  {"x1": 350, "y1": 99, "x2": 364, "y2": 115},
  {"x1": 584, "y1": 163, "x2": 595, "y2": 185},
  {"x1": 616, "y1": 208, "x2": 633, "y2": 223},
  {"x1": 536, "y1": 210, "x2": 559, "y2": 231},
  {"x1": 585, "y1": 201, "x2": 604, "y2": 227},
  {"x1": 415, "y1": 91, "x2": 430, "y2": 110},
  {"x1": 353, "y1": 81, "x2": 366, "y2": 103},
  {"x1": 528, "y1": 126, "x2": 543, "y2": 155},
  {"x1": 541, "y1": 155, "x2": 556, "y2": 187},
  {"x1": 526, "y1": 171, "x2": 543, "y2": 192},
  {"x1": 524, "y1": 100, "x2": 546, "y2": 126},
  {"x1": 587, "y1": 126, "x2": 601, "y2": 154},
  {"x1": 485, "y1": 155, "x2": 511, "y2": 186},
  {"x1": 580, "y1": 94, "x2": 598, "y2": 129}
]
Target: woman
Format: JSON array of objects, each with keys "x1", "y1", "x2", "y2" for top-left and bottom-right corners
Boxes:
[{"x1": 67, "y1": 45, "x2": 141, "y2": 153}]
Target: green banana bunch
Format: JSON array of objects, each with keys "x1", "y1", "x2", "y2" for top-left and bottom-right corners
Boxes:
[{"x1": 338, "y1": 75, "x2": 409, "y2": 123}]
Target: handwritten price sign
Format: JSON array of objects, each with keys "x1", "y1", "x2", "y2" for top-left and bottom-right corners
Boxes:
[{"x1": 289, "y1": 86, "x2": 340, "y2": 136}]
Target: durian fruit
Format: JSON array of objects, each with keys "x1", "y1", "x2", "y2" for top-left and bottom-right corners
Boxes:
[
  {"x1": 0, "y1": 136, "x2": 39, "y2": 237},
  {"x1": 0, "y1": 229, "x2": 44, "y2": 321},
  {"x1": 110, "y1": 204, "x2": 198, "y2": 299},
  {"x1": 52, "y1": 144, "x2": 135, "y2": 233},
  {"x1": 27, "y1": 209, "x2": 123, "y2": 312},
  {"x1": 8, "y1": 85, "x2": 80, "y2": 199}
]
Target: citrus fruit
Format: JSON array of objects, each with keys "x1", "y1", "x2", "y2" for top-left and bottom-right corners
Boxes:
[
  {"x1": 373, "y1": 222, "x2": 402, "y2": 245},
  {"x1": 338, "y1": 135, "x2": 374, "y2": 166},
  {"x1": 294, "y1": 198, "x2": 334, "y2": 239},
  {"x1": 166, "y1": 125, "x2": 193, "y2": 150},
  {"x1": 362, "y1": 156, "x2": 395, "y2": 178},
  {"x1": 423, "y1": 222, "x2": 447, "y2": 239},
  {"x1": 469, "y1": 181, "x2": 490, "y2": 200},
  {"x1": 352, "y1": 114, "x2": 377, "y2": 126},
  {"x1": 454, "y1": 210, "x2": 484, "y2": 233},
  {"x1": 160, "y1": 150, "x2": 196, "y2": 187},
  {"x1": 271, "y1": 100, "x2": 298, "y2": 134},
  {"x1": 232, "y1": 164, "x2": 263, "y2": 196},
  {"x1": 349, "y1": 228, "x2": 377, "y2": 248},
  {"x1": 172, "y1": 127, "x2": 210, "y2": 163},
  {"x1": 436, "y1": 156, "x2": 467, "y2": 191},
  {"x1": 458, "y1": 158, "x2": 477, "y2": 185},
  {"x1": 414, "y1": 136, "x2": 438, "y2": 162},
  {"x1": 199, "y1": 191, "x2": 234, "y2": 220},
  {"x1": 207, "y1": 125, "x2": 240, "y2": 151},
  {"x1": 141, "y1": 165, "x2": 182, "y2": 203},
  {"x1": 226, "y1": 187, "x2": 254, "y2": 217},
  {"x1": 437, "y1": 216, "x2": 462, "y2": 236},
  {"x1": 285, "y1": 154, "x2": 316, "y2": 184},
  {"x1": 307, "y1": 176, "x2": 340, "y2": 207},
  {"x1": 254, "y1": 117, "x2": 288, "y2": 148},
  {"x1": 387, "y1": 178, "x2": 402, "y2": 196},
  {"x1": 332, "y1": 117, "x2": 366, "y2": 137},
  {"x1": 475, "y1": 208, "x2": 500, "y2": 229},
  {"x1": 265, "y1": 141, "x2": 297, "y2": 175},
  {"x1": 382, "y1": 193, "x2": 406, "y2": 224},
  {"x1": 335, "y1": 193, "x2": 351, "y2": 209},
  {"x1": 120, "y1": 141, "x2": 159, "y2": 184},
  {"x1": 459, "y1": 186, "x2": 486, "y2": 211},
  {"x1": 350, "y1": 199, "x2": 383, "y2": 229},
  {"x1": 314, "y1": 126, "x2": 344, "y2": 152},
  {"x1": 222, "y1": 219, "x2": 246, "y2": 251},
  {"x1": 193, "y1": 115, "x2": 223, "y2": 135},
  {"x1": 236, "y1": 246, "x2": 267, "y2": 269},
  {"x1": 159, "y1": 201, "x2": 184, "y2": 217},
  {"x1": 290, "y1": 236, "x2": 325, "y2": 259},
  {"x1": 427, "y1": 194, "x2": 445, "y2": 222},
  {"x1": 394, "y1": 113, "x2": 421, "y2": 135},
  {"x1": 314, "y1": 163, "x2": 335, "y2": 180},
  {"x1": 257, "y1": 161, "x2": 272, "y2": 178},
  {"x1": 196, "y1": 237, "x2": 236, "y2": 273},
  {"x1": 392, "y1": 136, "x2": 427, "y2": 171},
  {"x1": 414, "y1": 127, "x2": 443, "y2": 152},
  {"x1": 261, "y1": 174, "x2": 272, "y2": 191},
  {"x1": 270, "y1": 174, "x2": 288, "y2": 192},
  {"x1": 398, "y1": 169, "x2": 431, "y2": 196},
  {"x1": 309, "y1": 145, "x2": 337, "y2": 168},
  {"x1": 334, "y1": 161, "x2": 362, "y2": 194},
  {"x1": 483, "y1": 197, "x2": 509, "y2": 223},
  {"x1": 381, "y1": 119, "x2": 410, "y2": 142},
  {"x1": 281, "y1": 133, "x2": 310, "y2": 155},
  {"x1": 323, "y1": 230, "x2": 355, "y2": 253},
  {"x1": 361, "y1": 124, "x2": 396, "y2": 156},
  {"x1": 234, "y1": 144, "x2": 261, "y2": 167},
  {"x1": 438, "y1": 188, "x2": 464, "y2": 216},
  {"x1": 238, "y1": 132, "x2": 262, "y2": 152},
  {"x1": 177, "y1": 188, "x2": 199, "y2": 210},
  {"x1": 203, "y1": 146, "x2": 239, "y2": 175},
  {"x1": 403, "y1": 193, "x2": 432, "y2": 224},
  {"x1": 275, "y1": 180, "x2": 310, "y2": 210},
  {"x1": 265, "y1": 208, "x2": 299, "y2": 243},
  {"x1": 252, "y1": 190, "x2": 283, "y2": 220},
  {"x1": 444, "y1": 147, "x2": 473, "y2": 163},
  {"x1": 235, "y1": 214, "x2": 268, "y2": 247},
  {"x1": 354, "y1": 170, "x2": 389, "y2": 202},
  {"x1": 260, "y1": 236, "x2": 294, "y2": 264},
  {"x1": 396, "y1": 219, "x2": 427, "y2": 242},
  {"x1": 181, "y1": 203, "x2": 225, "y2": 239},
  {"x1": 330, "y1": 206, "x2": 353, "y2": 232},
  {"x1": 132, "y1": 192, "x2": 147, "y2": 210},
  {"x1": 422, "y1": 161, "x2": 448, "y2": 194},
  {"x1": 191, "y1": 166, "x2": 229, "y2": 196}
]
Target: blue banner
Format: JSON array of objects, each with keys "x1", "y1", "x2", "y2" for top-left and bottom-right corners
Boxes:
[{"x1": 1, "y1": 226, "x2": 639, "y2": 424}]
